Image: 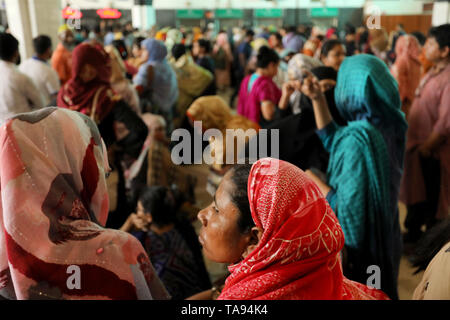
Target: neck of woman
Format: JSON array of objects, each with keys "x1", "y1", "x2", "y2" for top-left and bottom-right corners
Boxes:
[{"x1": 256, "y1": 68, "x2": 270, "y2": 77}]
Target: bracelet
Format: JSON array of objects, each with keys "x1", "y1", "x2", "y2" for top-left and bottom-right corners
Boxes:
[{"x1": 211, "y1": 286, "x2": 221, "y2": 299}]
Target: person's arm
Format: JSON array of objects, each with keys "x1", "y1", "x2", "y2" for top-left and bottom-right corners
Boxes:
[
  {"x1": 261, "y1": 101, "x2": 276, "y2": 121},
  {"x1": 418, "y1": 131, "x2": 446, "y2": 157},
  {"x1": 305, "y1": 169, "x2": 331, "y2": 196},
  {"x1": 279, "y1": 82, "x2": 295, "y2": 110},
  {"x1": 300, "y1": 71, "x2": 333, "y2": 129},
  {"x1": 420, "y1": 83, "x2": 450, "y2": 157},
  {"x1": 23, "y1": 75, "x2": 44, "y2": 109}
]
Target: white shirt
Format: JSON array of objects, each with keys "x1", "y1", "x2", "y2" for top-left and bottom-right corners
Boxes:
[
  {"x1": 19, "y1": 57, "x2": 60, "y2": 106},
  {"x1": 0, "y1": 60, "x2": 44, "y2": 126}
]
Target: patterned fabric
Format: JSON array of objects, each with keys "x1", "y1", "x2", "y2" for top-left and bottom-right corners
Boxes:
[
  {"x1": 0, "y1": 108, "x2": 169, "y2": 300},
  {"x1": 218, "y1": 158, "x2": 389, "y2": 300},
  {"x1": 143, "y1": 228, "x2": 206, "y2": 300},
  {"x1": 287, "y1": 53, "x2": 323, "y2": 81},
  {"x1": 317, "y1": 120, "x2": 398, "y2": 299}
]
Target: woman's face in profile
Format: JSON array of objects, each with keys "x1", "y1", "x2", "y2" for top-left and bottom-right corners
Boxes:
[{"x1": 197, "y1": 171, "x2": 250, "y2": 264}]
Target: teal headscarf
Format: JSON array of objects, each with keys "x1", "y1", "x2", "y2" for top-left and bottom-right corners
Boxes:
[{"x1": 335, "y1": 54, "x2": 406, "y2": 133}]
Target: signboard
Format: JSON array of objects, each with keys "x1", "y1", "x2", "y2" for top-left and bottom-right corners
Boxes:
[
  {"x1": 310, "y1": 7, "x2": 339, "y2": 17},
  {"x1": 97, "y1": 8, "x2": 122, "y2": 19},
  {"x1": 215, "y1": 9, "x2": 243, "y2": 19},
  {"x1": 176, "y1": 9, "x2": 204, "y2": 19},
  {"x1": 254, "y1": 8, "x2": 283, "y2": 18},
  {"x1": 62, "y1": 6, "x2": 83, "y2": 19}
]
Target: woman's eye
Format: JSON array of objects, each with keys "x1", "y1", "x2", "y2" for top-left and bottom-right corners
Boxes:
[{"x1": 213, "y1": 206, "x2": 219, "y2": 213}]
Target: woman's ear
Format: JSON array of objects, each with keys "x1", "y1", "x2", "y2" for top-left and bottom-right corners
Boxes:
[{"x1": 242, "y1": 226, "x2": 264, "y2": 259}]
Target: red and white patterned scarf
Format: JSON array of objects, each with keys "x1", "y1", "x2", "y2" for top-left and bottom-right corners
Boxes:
[{"x1": 218, "y1": 158, "x2": 389, "y2": 300}]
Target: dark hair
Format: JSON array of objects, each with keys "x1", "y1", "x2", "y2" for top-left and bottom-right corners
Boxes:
[
  {"x1": 229, "y1": 163, "x2": 254, "y2": 234},
  {"x1": 287, "y1": 26, "x2": 297, "y2": 33},
  {"x1": 94, "y1": 24, "x2": 101, "y2": 34},
  {"x1": 133, "y1": 36, "x2": 145, "y2": 48},
  {"x1": 271, "y1": 32, "x2": 282, "y2": 42},
  {"x1": 172, "y1": 43, "x2": 186, "y2": 60},
  {"x1": 345, "y1": 23, "x2": 356, "y2": 35},
  {"x1": 428, "y1": 24, "x2": 450, "y2": 50},
  {"x1": 33, "y1": 35, "x2": 52, "y2": 55},
  {"x1": 139, "y1": 186, "x2": 176, "y2": 227},
  {"x1": 409, "y1": 218, "x2": 450, "y2": 274},
  {"x1": 256, "y1": 45, "x2": 280, "y2": 68},
  {"x1": 245, "y1": 29, "x2": 255, "y2": 38},
  {"x1": 320, "y1": 39, "x2": 344, "y2": 58},
  {"x1": 197, "y1": 39, "x2": 211, "y2": 53},
  {"x1": 411, "y1": 31, "x2": 426, "y2": 46},
  {"x1": 0, "y1": 32, "x2": 19, "y2": 61}
]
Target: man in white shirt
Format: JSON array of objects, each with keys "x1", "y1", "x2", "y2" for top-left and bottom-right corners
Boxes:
[
  {"x1": 0, "y1": 33, "x2": 44, "y2": 126},
  {"x1": 19, "y1": 35, "x2": 61, "y2": 106}
]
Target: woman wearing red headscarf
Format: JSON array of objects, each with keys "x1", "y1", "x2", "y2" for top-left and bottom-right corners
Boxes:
[
  {"x1": 57, "y1": 43, "x2": 149, "y2": 229},
  {"x1": 196, "y1": 158, "x2": 389, "y2": 300}
]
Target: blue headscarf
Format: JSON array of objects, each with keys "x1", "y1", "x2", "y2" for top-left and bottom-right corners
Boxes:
[{"x1": 142, "y1": 38, "x2": 168, "y2": 64}]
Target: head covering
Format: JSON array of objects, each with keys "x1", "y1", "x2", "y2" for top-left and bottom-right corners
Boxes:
[
  {"x1": 0, "y1": 108, "x2": 169, "y2": 300},
  {"x1": 391, "y1": 35, "x2": 422, "y2": 105},
  {"x1": 287, "y1": 53, "x2": 323, "y2": 81},
  {"x1": 369, "y1": 28, "x2": 388, "y2": 53},
  {"x1": 335, "y1": 54, "x2": 406, "y2": 132},
  {"x1": 311, "y1": 66, "x2": 345, "y2": 125},
  {"x1": 165, "y1": 29, "x2": 183, "y2": 53},
  {"x1": 251, "y1": 37, "x2": 269, "y2": 53},
  {"x1": 104, "y1": 45, "x2": 127, "y2": 83},
  {"x1": 186, "y1": 96, "x2": 233, "y2": 131},
  {"x1": 311, "y1": 66, "x2": 338, "y2": 81},
  {"x1": 302, "y1": 39, "x2": 320, "y2": 57},
  {"x1": 58, "y1": 24, "x2": 71, "y2": 35},
  {"x1": 142, "y1": 38, "x2": 168, "y2": 64},
  {"x1": 218, "y1": 158, "x2": 389, "y2": 300},
  {"x1": 57, "y1": 43, "x2": 115, "y2": 123},
  {"x1": 187, "y1": 96, "x2": 259, "y2": 168},
  {"x1": 282, "y1": 32, "x2": 305, "y2": 53}
]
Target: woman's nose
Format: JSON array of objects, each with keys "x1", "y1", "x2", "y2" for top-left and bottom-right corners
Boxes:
[{"x1": 197, "y1": 208, "x2": 208, "y2": 227}]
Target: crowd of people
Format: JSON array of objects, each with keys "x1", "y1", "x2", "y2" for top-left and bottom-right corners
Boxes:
[{"x1": 0, "y1": 19, "x2": 448, "y2": 300}]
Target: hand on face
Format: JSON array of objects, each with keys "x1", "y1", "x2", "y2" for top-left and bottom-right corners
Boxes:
[{"x1": 299, "y1": 70, "x2": 322, "y2": 100}]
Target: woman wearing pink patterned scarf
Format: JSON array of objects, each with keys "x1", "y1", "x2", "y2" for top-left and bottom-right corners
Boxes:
[{"x1": 0, "y1": 107, "x2": 169, "y2": 300}]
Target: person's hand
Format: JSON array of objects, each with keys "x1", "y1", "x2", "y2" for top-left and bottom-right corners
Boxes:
[
  {"x1": 132, "y1": 213, "x2": 152, "y2": 232},
  {"x1": 282, "y1": 81, "x2": 295, "y2": 98},
  {"x1": 300, "y1": 69, "x2": 323, "y2": 101}
]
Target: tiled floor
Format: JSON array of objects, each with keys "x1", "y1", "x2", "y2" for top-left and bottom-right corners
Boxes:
[{"x1": 180, "y1": 163, "x2": 425, "y2": 300}]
